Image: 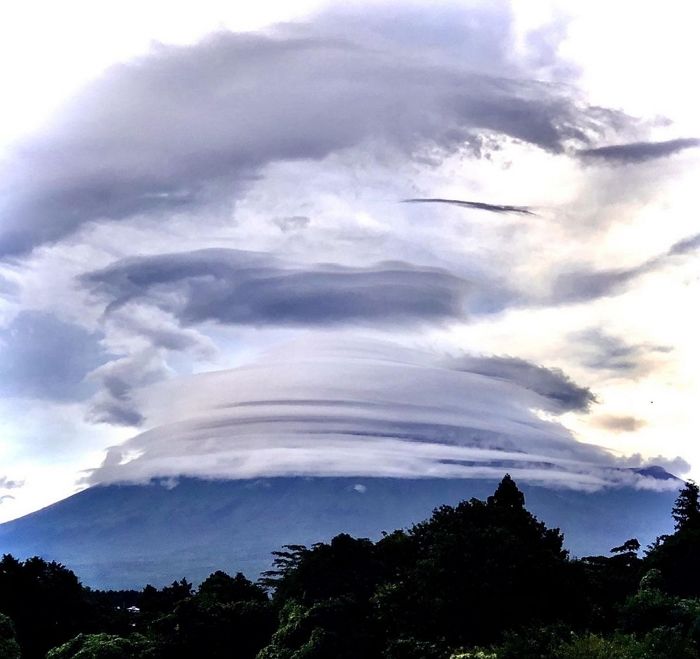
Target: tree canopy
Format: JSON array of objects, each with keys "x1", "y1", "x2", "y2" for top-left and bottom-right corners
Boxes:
[{"x1": 1, "y1": 475, "x2": 699, "y2": 658}]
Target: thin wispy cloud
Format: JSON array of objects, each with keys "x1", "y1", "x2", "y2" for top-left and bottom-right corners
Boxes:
[
  {"x1": 402, "y1": 198, "x2": 536, "y2": 215},
  {"x1": 579, "y1": 137, "x2": 700, "y2": 164}
]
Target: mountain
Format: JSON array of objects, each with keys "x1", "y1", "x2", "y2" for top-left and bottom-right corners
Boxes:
[{"x1": 0, "y1": 476, "x2": 680, "y2": 589}]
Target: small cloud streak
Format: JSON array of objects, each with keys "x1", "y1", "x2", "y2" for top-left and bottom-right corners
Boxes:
[
  {"x1": 402, "y1": 198, "x2": 536, "y2": 215},
  {"x1": 0, "y1": 477, "x2": 24, "y2": 490},
  {"x1": 593, "y1": 415, "x2": 647, "y2": 433},
  {"x1": 571, "y1": 329, "x2": 672, "y2": 377},
  {"x1": 548, "y1": 228, "x2": 700, "y2": 306},
  {"x1": 578, "y1": 137, "x2": 700, "y2": 163},
  {"x1": 272, "y1": 216, "x2": 311, "y2": 232}
]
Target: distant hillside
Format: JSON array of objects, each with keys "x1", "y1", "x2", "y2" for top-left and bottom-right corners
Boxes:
[{"x1": 0, "y1": 476, "x2": 679, "y2": 589}]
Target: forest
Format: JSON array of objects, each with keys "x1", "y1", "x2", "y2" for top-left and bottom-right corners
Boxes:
[{"x1": 1, "y1": 475, "x2": 699, "y2": 659}]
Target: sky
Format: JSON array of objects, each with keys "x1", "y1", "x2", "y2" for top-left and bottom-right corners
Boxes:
[{"x1": 1, "y1": 0, "x2": 699, "y2": 522}]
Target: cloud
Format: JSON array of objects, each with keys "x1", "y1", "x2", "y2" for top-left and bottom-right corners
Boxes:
[
  {"x1": 272, "y1": 216, "x2": 311, "y2": 233},
  {"x1": 448, "y1": 355, "x2": 596, "y2": 412},
  {"x1": 573, "y1": 329, "x2": 673, "y2": 376},
  {"x1": 548, "y1": 228, "x2": 700, "y2": 305},
  {"x1": 0, "y1": 477, "x2": 23, "y2": 490},
  {"x1": 101, "y1": 303, "x2": 217, "y2": 356},
  {"x1": 86, "y1": 348, "x2": 172, "y2": 426},
  {"x1": 0, "y1": 274, "x2": 19, "y2": 298},
  {"x1": 402, "y1": 198, "x2": 535, "y2": 215},
  {"x1": 621, "y1": 454, "x2": 691, "y2": 477},
  {"x1": 0, "y1": 476, "x2": 22, "y2": 504},
  {"x1": 0, "y1": 311, "x2": 109, "y2": 401},
  {"x1": 578, "y1": 137, "x2": 700, "y2": 163},
  {"x1": 84, "y1": 337, "x2": 678, "y2": 491},
  {"x1": 593, "y1": 415, "x2": 647, "y2": 433},
  {"x1": 0, "y1": 4, "x2": 623, "y2": 257},
  {"x1": 668, "y1": 232, "x2": 700, "y2": 256},
  {"x1": 81, "y1": 248, "x2": 471, "y2": 328},
  {"x1": 550, "y1": 263, "x2": 651, "y2": 304}
]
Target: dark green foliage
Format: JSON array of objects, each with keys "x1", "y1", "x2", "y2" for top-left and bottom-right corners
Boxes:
[
  {"x1": 576, "y1": 548, "x2": 644, "y2": 630},
  {"x1": 197, "y1": 570, "x2": 268, "y2": 605},
  {"x1": 45, "y1": 632, "x2": 157, "y2": 659},
  {"x1": 673, "y1": 481, "x2": 700, "y2": 531},
  {"x1": 139, "y1": 579, "x2": 193, "y2": 618},
  {"x1": 268, "y1": 534, "x2": 385, "y2": 605},
  {"x1": 647, "y1": 482, "x2": 700, "y2": 597},
  {"x1": 2, "y1": 474, "x2": 700, "y2": 659},
  {"x1": 0, "y1": 612, "x2": 21, "y2": 659},
  {"x1": 381, "y1": 637, "x2": 450, "y2": 659},
  {"x1": 152, "y1": 588, "x2": 276, "y2": 658},
  {"x1": 257, "y1": 598, "x2": 378, "y2": 659},
  {"x1": 554, "y1": 627, "x2": 698, "y2": 659},
  {"x1": 0, "y1": 554, "x2": 94, "y2": 658},
  {"x1": 373, "y1": 478, "x2": 576, "y2": 646}
]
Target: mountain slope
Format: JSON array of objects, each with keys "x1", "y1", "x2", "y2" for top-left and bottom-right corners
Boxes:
[{"x1": 0, "y1": 477, "x2": 679, "y2": 589}]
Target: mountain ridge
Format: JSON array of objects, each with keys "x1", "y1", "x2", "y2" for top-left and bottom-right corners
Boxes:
[{"x1": 0, "y1": 475, "x2": 680, "y2": 589}]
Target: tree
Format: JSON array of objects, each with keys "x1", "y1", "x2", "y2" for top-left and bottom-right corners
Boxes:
[
  {"x1": 139, "y1": 578, "x2": 193, "y2": 617},
  {"x1": 0, "y1": 554, "x2": 92, "y2": 658},
  {"x1": 487, "y1": 474, "x2": 525, "y2": 509},
  {"x1": 374, "y1": 476, "x2": 576, "y2": 647},
  {"x1": 645, "y1": 483, "x2": 700, "y2": 597},
  {"x1": 672, "y1": 481, "x2": 700, "y2": 531},
  {"x1": 611, "y1": 539, "x2": 641, "y2": 555},
  {"x1": 197, "y1": 570, "x2": 267, "y2": 605},
  {"x1": 0, "y1": 613, "x2": 21, "y2": 659}
]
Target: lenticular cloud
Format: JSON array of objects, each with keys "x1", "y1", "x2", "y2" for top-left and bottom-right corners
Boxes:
[{"x1": 88, "y1": 337, "x2": 673, "y2": 491}]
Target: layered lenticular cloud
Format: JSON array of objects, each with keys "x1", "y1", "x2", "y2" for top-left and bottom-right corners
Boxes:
[{"x1": 88, "y1": 338, "x2": 671, "y2": 491}]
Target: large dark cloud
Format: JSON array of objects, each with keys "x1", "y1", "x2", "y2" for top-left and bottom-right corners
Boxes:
[
  {"x1": 0, "y1": 311, "x2": 109, "y2": 401},
  {"x1": 579, "y1": 137, "x2": 700, "y2": 164},
  {"x1": 0, "y1": 5, "x2": 622, "y2": 257},
  {"x1": 81, "y1": 248, "x2": 471, "y2": 327}
]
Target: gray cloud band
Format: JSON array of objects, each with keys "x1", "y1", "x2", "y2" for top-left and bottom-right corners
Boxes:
[
  {"x1": 80, "y1": 225, "x2": 700, "y2": 337},
  {"x1": 82, "y1": 249, "x2": 471, "y2": 327}
]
